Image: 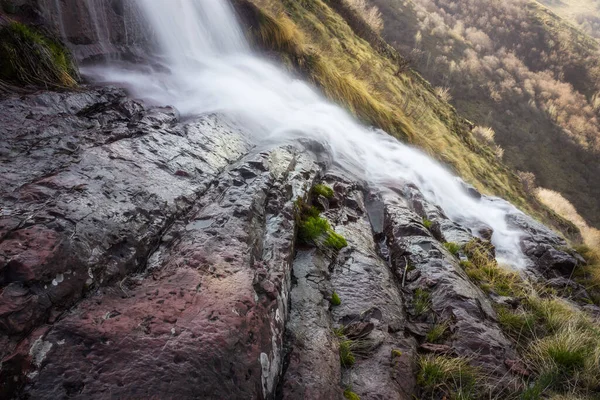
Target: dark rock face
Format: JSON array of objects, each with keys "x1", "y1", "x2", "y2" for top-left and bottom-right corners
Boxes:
[
  {"x1": 6, "y1": 0, "x2": 149, "y2": 61},
  {"x1": 0, "y1": 87, "x2": 592, "y2": 399},
  {"x1": 506, "y1": 211, "x2": 583, "y2": 279}
]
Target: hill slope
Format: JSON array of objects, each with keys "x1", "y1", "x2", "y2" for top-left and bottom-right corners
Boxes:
[
  {"x1": 232, "y1": 0, "x2": 579, "y2": 238},
  {"x1": 367, "y1": 0, "x2": 600, "y2": 228}
]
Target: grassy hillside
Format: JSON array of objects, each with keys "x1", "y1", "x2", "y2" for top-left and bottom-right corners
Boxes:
[
  {"x1": 231, "y1": 0, "x2": 580, "y2": 240},
  {"x1": 367, "y1": 0, "x2": 600, "y2": 229}
]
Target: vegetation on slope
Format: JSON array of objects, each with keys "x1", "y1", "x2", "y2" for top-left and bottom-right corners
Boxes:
[
  {"x1": 232, "y1": 0, "x2": 579, "y2": 240},
  {"x1": 0, "y1": 21, "x2": 78, "y2": 91},
  {"x1": 369, "y1": 0, "x2": 600, "y2": 228},
  {"x1": 452, "y1": 239, "x2": 600, "y2": 399}
]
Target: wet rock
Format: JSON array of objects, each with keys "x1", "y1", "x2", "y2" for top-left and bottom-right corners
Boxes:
[
  {"x1": 0, "y1": 87, "x2": 253, "y2": 396},
  {"x1": 507, "y1": 211, "x2": 585, "y2": 278},
  {"x1": 383, "y1": 191, "x2": 519, "y2": 383},
  {"x1": 419, "y1": 343, "x2": 453, "y2": 354},
  {"x1": 326, "y1": 176, "x2": 417, "y2": 400},
  {"x1": 19, "y1": 145, "x2": 322, "y2": 399},
  {"x1": 279, "y1": 249, "x2": 343, "y2": 400}
]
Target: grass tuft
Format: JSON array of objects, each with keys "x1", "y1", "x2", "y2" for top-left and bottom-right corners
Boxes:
[
  {"x1": 426, "y1": 322, "x2": 449, "y2": 343},
  {"x1": 324, "y1": 231, "x2": 348, "y2": 251},
  {"x1": 422, "y1": 218, "x2": 433, "y2": 230},
  {"x1": 462, "y1": 239, "x2": 524, "y2": 297},
  {"x1": 339, "y1": 339, "x2": 356, "y2": 367},
  {"x1": 413, "y1": 288, "x2": 431, "y2": 316},
  {"x1": 443, "y1": 242, "x2": 461, "y2": 257},
  {"x1": 417, "y1": 355, "x2": 479, "y2": 398},
  {"x1": 296, "y1": 198, "x2": 348, "y2": 251}
]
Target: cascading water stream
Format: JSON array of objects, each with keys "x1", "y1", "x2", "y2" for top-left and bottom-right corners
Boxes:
[{"x1": 83, "y1": 0, "x2": 528, "y2": 267}]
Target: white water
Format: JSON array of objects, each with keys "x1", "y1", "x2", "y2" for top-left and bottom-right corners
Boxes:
[{"x1": 84, "y1": 0, "x2": 527, "y2": 267}]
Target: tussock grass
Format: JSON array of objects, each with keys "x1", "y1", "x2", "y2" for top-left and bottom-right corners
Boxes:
[
  {"x1": 499, "y1": 294, "x2": 600, "y2": 397},
  {"x1": 0, "y1": 22, "x2": 78, "y2": 89},
  {"x1": 426, "y1": 321, "x2": 449, "y2": 343},
  {"x1": 339, "y1": 339, "x2": 356, "y2": 367},
  {"x1": 462, "y1": 239, "x2": 525, "y2": 297},
  {"x1": 413, "y1": 288, "x2": 431, "y2": 316},
  {"x1": 417, "y1": 355, "x2": 480, "y2": 399}
]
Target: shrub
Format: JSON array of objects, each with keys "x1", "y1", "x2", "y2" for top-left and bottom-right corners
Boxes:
[
  {"x1": 343, "y1": 0, "x2": 384, "y2": 33},
  {"x1": 435, "y1": 86, "x2": 453, "y2": 102},
  {"x1": 472, "y1": 126, "x2": 496, "y2": 144}
]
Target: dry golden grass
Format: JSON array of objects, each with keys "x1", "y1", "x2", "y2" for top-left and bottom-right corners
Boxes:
[
  {"x1": 535, "y1": 188, "x2": 600, "y2": 302},
  {"x1": 536, "y1": 188, "x2": 600, "y2": 249}
]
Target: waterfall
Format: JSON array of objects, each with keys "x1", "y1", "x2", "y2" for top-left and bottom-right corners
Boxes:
[{"x1": 82, "y1": 0, "x2": 527, "y2": 267}]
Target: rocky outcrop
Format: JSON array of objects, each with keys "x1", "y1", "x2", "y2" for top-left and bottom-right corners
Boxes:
[{"x1": 0, "y1": 87, "x2": 593, "y2": 399}]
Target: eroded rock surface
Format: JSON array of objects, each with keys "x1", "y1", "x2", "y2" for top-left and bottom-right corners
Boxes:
[{"x1": 0, "y1": 87, "x2": 593, "y2": 399}]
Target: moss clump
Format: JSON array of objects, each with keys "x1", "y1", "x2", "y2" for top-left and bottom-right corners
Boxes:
[
  {"x1": 324, "y1": 231, "x2": 348, "y2": 251},
  {"x1": 343, "y1": 388, "x2": 360, "y2": 400},
  {"x1": 443, "y1": 242, "x2": 461, "y2": 257},
  {"x1": 391, "y1": 349, "x2": 403, "y2": 358},
  {"x1": 0, "y1": 22, "x2": 78, "y2": 89},
  {"x1": 313, "y1": 183, "x2": 334, "y2": 199},
  {"x1": 298, "y1": 215, "x2": 330, "y2": 242},
  {"x1": 422, "y1": 218, "x2": 433, "y2": 230},
  {"x1": 331, "y1": 291, "x2": 342, "y2": 306},
  {"x1": 296, "y1": 197, "x2": 348, "y2": 252}
]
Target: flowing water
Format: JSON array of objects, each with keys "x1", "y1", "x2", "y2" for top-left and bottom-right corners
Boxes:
[{"x1": 69, "y1": 0, "x2": 528, "y2": 267}]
